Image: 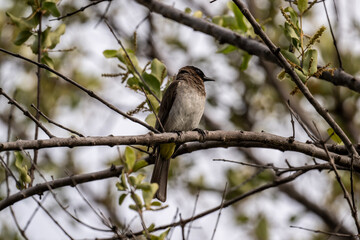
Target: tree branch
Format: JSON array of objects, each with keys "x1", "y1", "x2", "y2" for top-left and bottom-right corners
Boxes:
[
  {"x1": 133, "y1": 0, "x2": 360, "y2": 94},
  {"x1": 0, "y1": 131, "x2": 357, "y2": 170}
]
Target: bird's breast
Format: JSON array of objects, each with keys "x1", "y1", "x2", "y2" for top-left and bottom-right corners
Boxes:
[{"x1": 164, "y1": 83, "x2": 205, "y2": 131}]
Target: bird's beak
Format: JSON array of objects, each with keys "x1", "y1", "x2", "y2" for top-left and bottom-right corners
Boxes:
[{"x1": 203, "y1": 76, "x2": 215, "y2": 82}]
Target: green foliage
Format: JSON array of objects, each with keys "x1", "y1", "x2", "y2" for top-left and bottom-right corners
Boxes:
[
  {"x1": 279, "y1": 6, "x2": 330, "y2": 85},
  {"x1": 327, "y1": 128, "x2": 343, "y2": 144},
  {"x1": 254, "y1": 215, "x2": 269, "y2": 240},
  {"x1": 14, "y1": 152, "x2": 31, "y2": 189}
]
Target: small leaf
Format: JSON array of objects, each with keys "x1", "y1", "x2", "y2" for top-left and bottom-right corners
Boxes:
[
  {"x1": 116, "y1": 181, "x2": 125, "y2": 191},
  {"x1": 193, "y1": 10, "x2": 203, "y2": 18},
  {"x1": 255, "y1": 215, "x2": 269, "y2": 240},
  {"x1": 184, "y1": 7, "x2": 192, "y2": 14},
  {"x1": 103, "y1": 49, "x2": 119, "y2": 58},
  {"x1": 133, "y1": 159, "x2": 149, "y2": 172},
  {"x1": 294, "y1": 68, "x2": 307, "y2": 82},
  {"x1": 280, "y1": 49, "x2": 300, "y2": 66},
  {"x1": 145, "y1": 113, "x2": 156, "y2": 127},
  {"x1": 327, "y1": 128, "x2": 343, "y2": 144},
  {"x1": 217, "y1": 44, "x2": 238, "y2": 54},
  {"x1": 240, "y1": 52, "x2": 252, "y2": 71},
  {"x1": 125, "y1": 147, "x2": 136, "y2": 171},
  {"x1": 151, "y1": 58, "x2": 167, "y2": 84},
  {"x1": 129, "y1": 175, "x2": 137, "y2": 186},
  {"x1": 143, "y1": 183, "x2": 159, "y2": 209},
  {"x1": 142, "y1": 72, "x2": 161, "y2": 97},
  {"x1": 131, "y1": 193, "x2": 143, "y2": 208},
  {"x1": 298, "y1": 0, "x2": 308, "y2": 14},
  {"x1": 121, "y1": 171, "x2": 128, "y2": 189},
  {"x1": 43, "y1": 1, "x2": 61, "y2": 17},
  {"x1": 118, "y1": 193, "x2": 128, "y2": 205},
  {"x1": 228, "y1": 2, "x2": 248, "y2": 32},
  {"x1": 14, "y1": 30, "x2": 32, "y2": 45},
  {"x1": 41, "y1": 54, "x2": 54, "y2": 68},
  {"x1": 303, "y1": 49, "x2": 318, "y2": 76}
]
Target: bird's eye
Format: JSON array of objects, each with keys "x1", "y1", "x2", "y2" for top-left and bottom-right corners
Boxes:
[{"x1": 195, "y1": 68, "x2": 204, "y2": 78}]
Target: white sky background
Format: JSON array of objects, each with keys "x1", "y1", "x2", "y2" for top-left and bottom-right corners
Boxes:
[{"x1": 1, "y1": 0, "x2": 360, "y2": 239}]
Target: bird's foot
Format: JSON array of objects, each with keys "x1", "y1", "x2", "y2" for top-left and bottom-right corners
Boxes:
[
  {"x1": 193, "y1": 128, "x2": 207, "y2": 142},
  {"x1": 174, "y1": 130, "x2": 183, "y2": 137}
]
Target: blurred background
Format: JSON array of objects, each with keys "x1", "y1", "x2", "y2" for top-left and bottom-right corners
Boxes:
[{"x1": 1, "y1": 0, "x2": 360, "y2": 239}]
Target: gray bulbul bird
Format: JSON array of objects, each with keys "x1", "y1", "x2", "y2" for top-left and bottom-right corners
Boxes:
[{"x1": 150, "y1": 66, "x2": 214, "y2": 202}]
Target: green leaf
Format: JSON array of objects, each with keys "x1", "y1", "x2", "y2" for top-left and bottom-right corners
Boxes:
[
  {"x1": 151, "y1": 58, "x2": 167, "y2": 84},
  {"x1": 193, "y1": 10, "x2": 203, "y2": 18},
  {"x1": 48, "y1": 23, "x2": 66, "y2": 49},
  {"x1": 142, "y1": 183, "x2": 159, "y2": 209},
  {"x1": 294, "y1": 68, "x2": 307, "y2": 82},
  {"x1": 43, "y1": 1, "x2": 61, "y2": 17},
  {"x1": 184, "y1": 7, "x2": 192, "y2": 14},
  {"x1": 145, "y1": 113, "x2": 156, "y2": 128},
  {"x1": 283, "y1": 7, "x2": 298, "y2": 26},
  {"x1": 303, "y1": 49, "x2": 318, "y2": 76},
  {"x1": 255, "y1": 215, "x2": 269, "y2": 240},
  {"x1": 131, "y1": 193, "x2": 143, "y2": 208},
  {"x1": 327, "y1": 128, "x2": 343, "y2": 144},
  {"x1": 217, "y1": 44, "x2": 238, "y2": 54},
  {"x1": 116, "y1": 181, "x2": 125, "y2": 191},
  {"x1": 103, "y1": 49, "x2": 118, "y2": 58},
  {"x1": 14, "y1": 30, "x2": 32, "y2": 45},
  {"x1": 41, "y1": 54, "x2": 54, "y2": 68},
  {"x1": 125, "y1": 147, "x2": 136, "y2": 171},
  {"x1": 133, "y1": 159, "x2": 149, "y2": 172},
  {"x1": 146, "y1": 95, "x2": 160, "y2": 113},
  {"x1": 142, "y1": 72, "x2": 161, "y2": 97},
  {"x1": 119, "y1": 193, "x2": 128, "y2": 205},
  {"x1": 280, "y1": 49, "x2": 300, "y2": 66},
  {"x1": 6, "y1": 12, "x2": 36, "y2": 29},
  {"x1": 228, "y1": 2, "x2": 248, "y2": 32},
  {"x1": 129, "y1": 175, "x2": 137, "y2": 186},
  {"x1": 121, "y1": 171, "x2": 128, "y2": 189},
  {"x1": 127, "y1": 77, "x2": 141, "y2": 91},
  {"x1": 240, "y1": 52, "x2": 252, "y2": 71},
  {"x1": 298, "y1": 0, "x2": 308, "y2": 14}
]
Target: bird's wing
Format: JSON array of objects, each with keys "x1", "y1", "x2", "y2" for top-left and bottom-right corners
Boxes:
[{"x1": 156, "y1": 80, "x2": 179, "y2": 131}]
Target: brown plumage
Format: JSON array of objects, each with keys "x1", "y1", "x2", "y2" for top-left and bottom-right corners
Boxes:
[{"x1": 150, "y1": 66, "x2": 214, "y2": 202}]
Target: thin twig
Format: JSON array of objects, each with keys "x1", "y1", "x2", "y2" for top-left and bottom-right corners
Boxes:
[
  {"x1": 322, "y1": 0, "x2": 342, "y2": 69},
  {"x1": 32, "y1": 195, "x2": 74, "y2": 239},
  {"x1": 0, "y1": 88, "x2": 54, "y2": 138},
  {"x1": 186, "y1": 191, "x2": 200, "y2": 240},
  {"x1": 50, "y1": 0, "x2": 112, "y2": 21},
  {"x1": 0, "y1": 48, "x2": 158, "y2": 133},
  {"x1": 210, "y1": 182, "x2": 227, "y2": 240},
  {"x1": 104, "y1": 20, "x2": 165, "y2": 132},
  {"x1": 31, "y1": 104, "x2": 84, "y2": 137},
  {"x1": 290, "y1": 225, "x2": 355, "y2": 238}
]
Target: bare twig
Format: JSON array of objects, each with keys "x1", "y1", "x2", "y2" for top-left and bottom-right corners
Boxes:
[
  {"x1": 32, "y1": 195, "x2": 74, "y2": 239},
  {"x1": 210, "y1": 182, "x2": 227, "y2": 240},
  {"x1": 0, "y1": 88, "x2": 54, "y2": 138},
  {"x1": 290, "y1": 225, "x2": 355, "y2": 238},
  {"x1": 186, "y1": 191, "x2": 200, "y2": 240},
  {"x1": 104, "y1": 20, "x2": 164, "y2": 132},
  {"x1": 31, "y1": 104, "x2": 84, "y2": 137},
  {"x1": 133, "y1": 0, "x2": 360, "y2": 94},
  {"x1": 50, "y1": 0, "x2": 112, "y2": 21},
  {"x1": 322, "y1": 0, "x2": 342, "y2": 68},
  {"x1": 0, "y1": 48, "x2": 158, "y2": 133}
]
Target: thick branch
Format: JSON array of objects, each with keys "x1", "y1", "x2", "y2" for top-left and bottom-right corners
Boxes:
[
  {"x1": 0, "y1": 131, "x2": 357, "y2": 170},
  {"x1": 133, "y1": 0, "x2": 360, "y2": 94},
  {"x1": 0, "y1": 165, "x2": 123, "y2": 211}
]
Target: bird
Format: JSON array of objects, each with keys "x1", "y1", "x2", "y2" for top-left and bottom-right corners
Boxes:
[{"x1": 150, "y1": 66, "x2": 214, "y2": 202}]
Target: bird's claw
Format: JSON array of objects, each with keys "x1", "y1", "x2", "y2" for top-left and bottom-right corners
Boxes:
[{"x1": 193, "y1": 128, "x2": 207, "y2": 142}]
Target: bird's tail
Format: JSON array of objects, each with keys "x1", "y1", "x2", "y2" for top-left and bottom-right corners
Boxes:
[{"x1": 150, "y1": 153, "x2": 169, "y2": 202}]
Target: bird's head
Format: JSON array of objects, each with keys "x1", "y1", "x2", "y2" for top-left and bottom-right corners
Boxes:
[{"x1": 177, "y1": 66, "x2": 215, "y2": 82}]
